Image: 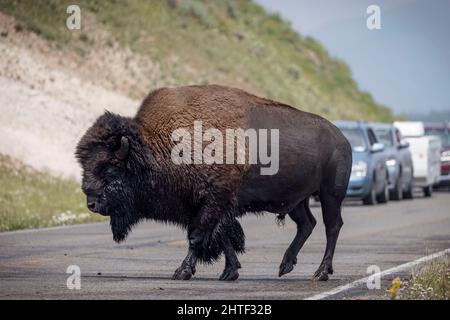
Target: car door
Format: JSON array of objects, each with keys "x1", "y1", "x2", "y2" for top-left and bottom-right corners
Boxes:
[
  {"x1": 367, "y1": 127, "x2": 387, "y2": 193},
  {"x1": 395, "y1": 128, "x2": 413, "y2": 185}
]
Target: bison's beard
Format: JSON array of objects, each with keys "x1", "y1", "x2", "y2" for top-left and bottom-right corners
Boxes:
[{"x1": 110, "y1": 213, "x2": 141, "y2": 243}]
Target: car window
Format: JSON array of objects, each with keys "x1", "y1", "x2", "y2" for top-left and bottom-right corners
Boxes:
[
  {"x1": 340, "y1": 128, "x2": 367, "y2": 152},
  {"x1": 367, "y1": 129, "x2": 378, "y2": 146},
  {"x1": 374, "y1": 128, "x2": 394, "y2": 147},
  {"x1": 424, "y1": 129, "x2": 450, "y2": 146}
]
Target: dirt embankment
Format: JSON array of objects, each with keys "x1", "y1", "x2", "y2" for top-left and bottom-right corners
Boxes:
[{"x1": 0, "y1": 13, "x2": 145, "y2": 180}]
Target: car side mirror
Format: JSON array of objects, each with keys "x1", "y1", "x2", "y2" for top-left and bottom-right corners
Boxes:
[
  {"x1": 398, "y1": 140, "x2": 409, "y2": 149},
  {"x1": 371, "y1": 142, "x2": 385, "y2": 153}
]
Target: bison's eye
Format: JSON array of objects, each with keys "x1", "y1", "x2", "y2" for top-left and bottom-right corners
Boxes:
[{"x1": 110, "y1": 158, "x2": 125, "y2": 169}]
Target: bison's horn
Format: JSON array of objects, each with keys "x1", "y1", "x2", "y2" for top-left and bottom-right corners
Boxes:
[{"x1": 116, "y1": 136, "x2": 130, "y2": 160}]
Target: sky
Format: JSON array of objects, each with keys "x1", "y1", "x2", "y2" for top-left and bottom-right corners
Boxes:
[{"x1": 255, "y1": 0, "x2": 450, "y2": 116}]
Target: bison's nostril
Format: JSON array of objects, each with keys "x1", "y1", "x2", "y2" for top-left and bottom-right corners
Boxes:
[{"x1": 87, "y1": 201, "x2": 96, "y2": 211}]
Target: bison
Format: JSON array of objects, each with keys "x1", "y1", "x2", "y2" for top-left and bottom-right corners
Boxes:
[{"x1": 76, "y1": 85, "x2": 352, "y2": 281}]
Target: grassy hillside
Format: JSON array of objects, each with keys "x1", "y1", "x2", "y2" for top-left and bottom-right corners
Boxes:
[{"x1": 1, "y1": 0, "x2": 394, "y2": 121}]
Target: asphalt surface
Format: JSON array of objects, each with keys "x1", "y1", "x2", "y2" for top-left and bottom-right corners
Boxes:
[{"x1": 1, "y1": 192, "x2": 449, "y2": 300}]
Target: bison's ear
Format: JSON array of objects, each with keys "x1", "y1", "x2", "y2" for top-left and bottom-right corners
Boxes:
[{"x1": 115, "y1": 136, "x2": 130, "y2": 160}]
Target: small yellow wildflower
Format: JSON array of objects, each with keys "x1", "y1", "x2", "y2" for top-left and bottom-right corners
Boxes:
[{"x1": 388, "y1": 277, "x2": 402, "y2": 299}]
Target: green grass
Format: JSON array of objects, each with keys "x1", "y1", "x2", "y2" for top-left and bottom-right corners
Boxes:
[
  {"x1": 0, "y1": 0, "x2": 395, "y2": 122},
  {"x1": 393, "y1": 258, "x2": 450, "y2": 300},
  {"x1": 0, "y1": 155, "x2": 105, "y2": 232}
]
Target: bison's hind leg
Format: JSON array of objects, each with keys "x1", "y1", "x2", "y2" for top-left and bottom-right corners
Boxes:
[
  {"x1": 313, "y1": 191, "x2": 343, "y2": 281},
  {"x1": 313, "y1": 149, "x2": 350, "y2": 281},
  {"x1": 279, "y1": 198, "x2": 317, "y2": 277}
]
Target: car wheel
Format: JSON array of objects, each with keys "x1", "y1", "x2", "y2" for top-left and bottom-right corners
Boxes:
[
  {"x1": 377, "y1": 182, "x2": 389, "y2": 204},
  {"x1": 403, "y1": 184, "x2": 414, "y2": 199},
  {"x1": 423, "y1": 185, "x2": 433, "y2": 197},
  {"x1": 363, "y1": 186, "x2": 377, "y2": 205},
  {"x1": 390, "y1": 175, "x2": 403, "y2": 201},
  {"x1": 403, "y1": 172, "x2": 414, "y2": 199}
]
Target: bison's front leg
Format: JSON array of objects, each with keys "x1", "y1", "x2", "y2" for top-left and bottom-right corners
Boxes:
[
  {"x1": 172, "y1": 246, "x2": 197, "y2": 280},
  {"x1": 219, "y1": 237, "x2": 241, "y2": 281},
  {"x1": 174, "y1": 198, "x2": 239, "y2": 280},
  {"x1": 172, "y1": 221, "x2": 203, "y2": 280},
  {"x1": 219, "y1": 219, "x2": 245, "y2": 281},
  {"x1": 172, "y1": 211, "x2": 218, "y2": 281}
]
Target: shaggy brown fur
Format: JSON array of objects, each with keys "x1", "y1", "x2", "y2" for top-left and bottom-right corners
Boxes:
[{"x1": 76, "y1": 84, "x2": 352, "y2": 281}]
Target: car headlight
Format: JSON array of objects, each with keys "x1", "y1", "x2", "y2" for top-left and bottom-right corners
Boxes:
[
  {"x1": 386, "y1": 159, "x2": 396, "y2": 167},
  {"x1": 441, "y1": 150, "x2": 450, "y2": 162},
  {"x1": 352, "y1": 161, "x2": 368, "y2": 177}
]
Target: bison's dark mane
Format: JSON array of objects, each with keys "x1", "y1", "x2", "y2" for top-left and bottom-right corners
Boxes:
[
  {"x1": 75, "y1": 112, "x2": 201, "y2": 245},
  {"x1": 76, "y1": 111, "x2": 244, "y2": 262},
  {"x1": 110, "y1": 114, "x2": 243, "y2": 261}
]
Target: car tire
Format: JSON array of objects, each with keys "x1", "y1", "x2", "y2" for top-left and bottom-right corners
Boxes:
[
  {"x1": 390, "y1": 175, "x2": 403, "y2": 201},
  {"x1": 363, "y1": 186, "x2": 377, "y2": 205},
  {"x1": 423, "y1": 185, "x2": 433, "y2": 197},
  {"x1": 403, "y1": 184, "x2": 414, "y2": 199},
  {"x1": 377, "y1": 182, "x2": 389, "y2": 204},
  {"x1": 403, "y1": 172, "x2": 414, "y2": 199}
]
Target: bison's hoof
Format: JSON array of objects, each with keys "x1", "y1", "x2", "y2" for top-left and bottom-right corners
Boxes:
[
  {"x1": 278, "y1": 257, "x2": 297, "y2": 277},
  {"x1": 219, "y1": 267, "x2": 239, "y2": 281},
  {"x1": 172, "y1": 265, "x2": 195, "y2": 280},
  {"x1": 313, "y1": 264, "x2": 333, "y2": 281},
  {"x1": 313, "y1": 271, "x2": 329, "y2": 281}
]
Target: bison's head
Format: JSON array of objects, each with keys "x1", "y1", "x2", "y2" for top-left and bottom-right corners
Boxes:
[{"x1": 76, "y1": 112, "x2": 151, "y2": 243}]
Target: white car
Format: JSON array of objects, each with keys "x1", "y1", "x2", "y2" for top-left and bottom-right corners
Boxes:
[{"x1": 394, "y1": 121, "x2": 441, "y2": 197}]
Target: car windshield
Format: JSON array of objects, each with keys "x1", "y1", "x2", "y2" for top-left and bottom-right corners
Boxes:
[
  {"x1": 340, "y1": 128, "x2": 367, "y2": 152},
  {"x1": 374, "y1": 129, "x2": 394, "y2": 147},
  {"x1": 424, "y1": 129, "x2": 450, "y2": 146}
]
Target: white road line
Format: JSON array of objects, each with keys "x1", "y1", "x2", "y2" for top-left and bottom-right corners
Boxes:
[{"x1": 304, "y1": 248, "x2": 450, "y2": 300}]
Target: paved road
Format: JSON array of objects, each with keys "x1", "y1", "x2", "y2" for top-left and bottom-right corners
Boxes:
[{"x1": 1, "y1": 193, "x2": 449, "y2": 300}]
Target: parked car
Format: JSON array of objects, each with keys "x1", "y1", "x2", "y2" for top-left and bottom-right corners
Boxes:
[
  {"x1": 371, "y1": 123, "x2": 414, "y2": 200},
  {"x1": 334, "y1": 121, "x2": 389, "y2": 205},
  {"x1": 394, "y1": 121, "x2": 441, "y2": 197},
  {"x1": 424, "y1": 122, "x2": 450, "y2": 188}
]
